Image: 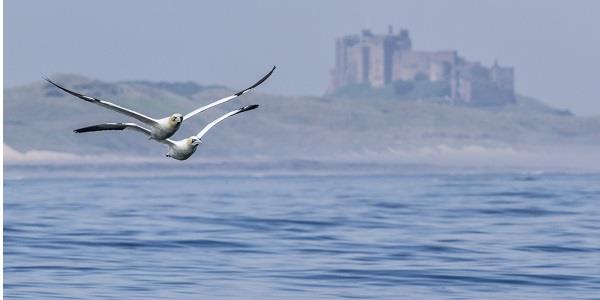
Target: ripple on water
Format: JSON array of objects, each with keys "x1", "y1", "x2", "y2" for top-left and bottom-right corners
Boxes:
[{"x1": 4, "y1": 174, "x2": 600, "y2": 299}]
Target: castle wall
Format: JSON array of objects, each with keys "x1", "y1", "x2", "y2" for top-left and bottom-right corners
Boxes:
[
  {"x1": 491, "y1": 63, "x2": 514, "y2": 91},
  {"x1": 429, "y1": 62, "x2": 449, "y2": 81},
  {"x1": 393, "y1": 51, "x2": 430, "y2": 81},
  {"x1": 393, "y1": 50, "x2": 457, "y2": 82}
]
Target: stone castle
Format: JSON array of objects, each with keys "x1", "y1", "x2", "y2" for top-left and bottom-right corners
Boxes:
[{"x1": 330, "y1": 27, "x2": 515, "y2": 105}]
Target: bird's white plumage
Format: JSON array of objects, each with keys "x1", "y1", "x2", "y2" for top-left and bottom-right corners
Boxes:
[
  {"x1": 184, "y1": 94, "x2": 238, "y2": 121},
  {"x1": 196, "y1": 108, "x2": 243, "y2": 139}
]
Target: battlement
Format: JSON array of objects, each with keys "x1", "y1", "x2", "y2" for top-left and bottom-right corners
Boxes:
[{"x1": 330, "y1": 27, "x2": 515, "y2": 105}]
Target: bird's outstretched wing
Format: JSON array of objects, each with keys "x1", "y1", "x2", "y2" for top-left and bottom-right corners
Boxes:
[
  {"x1": 74, "y1": 122, "x2": 174, "y2": 146},
  {"x1": 183, "y1": 66, "x2": 275, "y2": 121},
  {"x1": 196, "y1": 104, "x2": 259, "y2": 140},
  {"x1": 46, "y1": 78, "x2": 159, "y2": 126}
]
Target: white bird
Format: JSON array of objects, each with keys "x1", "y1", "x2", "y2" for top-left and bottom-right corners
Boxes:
[
  {"x1": 74, "y1": 104, "x2": 259, "y2": 160},
  {"x1": 45, "y1": 66, "x2": 275, "y2": 140}
]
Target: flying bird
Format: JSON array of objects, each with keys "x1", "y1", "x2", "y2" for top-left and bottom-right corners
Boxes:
[
  {"x1": 74, "y1": 104, "x2": 259, "y2": 160},
  {"x1": 45, "y1": 66, "x2": 275, "y2": 140}
]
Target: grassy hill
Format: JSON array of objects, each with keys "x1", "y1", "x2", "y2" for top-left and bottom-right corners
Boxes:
[{"x1": 5, "y1": 74, "x2": 600, "y2": 166}]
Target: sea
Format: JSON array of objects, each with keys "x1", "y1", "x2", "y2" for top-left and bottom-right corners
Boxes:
[{"x1": 4, "y1": 173, "x2": 600, "y2": 299}]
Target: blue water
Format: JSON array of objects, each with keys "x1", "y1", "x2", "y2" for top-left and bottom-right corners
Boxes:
[{"x1": 4, "y1": 173, "x2": 600, "y2": 299}]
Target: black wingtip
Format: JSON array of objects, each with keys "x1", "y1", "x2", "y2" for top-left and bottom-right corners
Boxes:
[
  {"x1": 44, "y1": 78, "x2": 98, "y2": 103},
  {"x1": 73, "y1": 127, "x2": 88, "y2": 133},
  {"x1": 232, "y1": 104, "x2": 259, "y2": 116},
  {"x1": 234, "y1": 66, "x2": 276, "y2": 96},
  {"x1": 44, "y1": 77, "x2": 67, "y2": 90},
  {"x1": 44, "y1": 78, "x2": 71, "y2": 93},
  {"x1": 73, "y1": 123, "x2": 127, "y2": 133},
  {"x1": 242, "y1": 104, "x2": 259, "y2": 112},
  {"x1": 44, "y1": 77, "x2": 56, "y2": 85}
]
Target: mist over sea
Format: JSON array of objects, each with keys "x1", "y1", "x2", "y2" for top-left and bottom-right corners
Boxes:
[{"x1": 5, "y1": 172, "x2": 600, "y2": 299}]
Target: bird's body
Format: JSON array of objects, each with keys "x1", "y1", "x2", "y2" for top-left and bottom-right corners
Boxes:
[
  {"x1": 46, "y1": 66, "x2": 275, "y2": 140},
  {"x1": 165, "y1": 138, "x2": 200, "y2": 160},
  {"x1": 74, "y1": 105, "x2": 259, "y2": 160},
  {"x1": 152, "y1": 114, "x2": 183, "y2": 140}
]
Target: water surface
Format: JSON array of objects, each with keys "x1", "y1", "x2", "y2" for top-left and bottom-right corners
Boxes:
[{"x1": 4, "y1": 173, "x2": 600, "y2": 299}]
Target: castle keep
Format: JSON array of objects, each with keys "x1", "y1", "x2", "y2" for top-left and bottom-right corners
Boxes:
[{"x1": 330, "y1": 27, "x2": 515, "y2": 105}]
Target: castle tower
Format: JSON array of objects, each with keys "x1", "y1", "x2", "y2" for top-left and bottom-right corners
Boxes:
[
  {"x1": 383, "y1": 28, "x2": 412, "y2": 85},
  {"x1": 330, "y1": 26, "x2": 412, "y2": 91},
  {"x1": 490, "y1": 60, "x2": 515, "y2": 91}
]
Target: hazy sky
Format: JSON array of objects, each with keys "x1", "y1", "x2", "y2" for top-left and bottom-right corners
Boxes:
[{"x1": 5, "y1": 0, "x2": 600, "y2": 115}]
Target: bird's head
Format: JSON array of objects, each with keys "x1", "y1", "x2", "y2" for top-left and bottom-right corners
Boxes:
[
  {"x1": 170, "y1": 113, "x2": 183, "y2": 124},
  {"x1": 188, "y1": 136, "x2": 202, "y2": 146}
]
